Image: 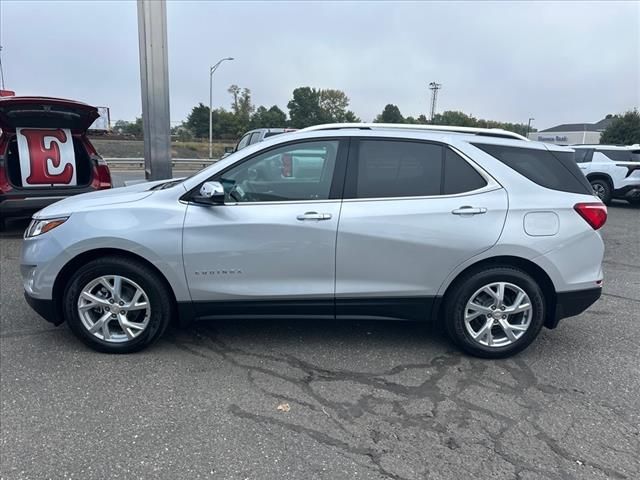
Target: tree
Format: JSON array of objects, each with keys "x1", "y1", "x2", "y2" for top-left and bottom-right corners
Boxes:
[
  {"x1": 113, "y1": 117, "x2": 143, "y2": 137},
  {"x1": 250, "y1": 105, "x2": 288, "y2": 129},
  {"x1": 375, "y1": 104, "x2": 404, "y2": 123},
  {"x1": 287, "y1": 87, "x2": 358, "y2": 128},
  {"x1": 430, "y1": 110, "x2": 533, "y2": 136},
  {"x1": 184, "y1": 103, "x2": 210, "y2": 138},
  {"x1": 600, "y1": 110, "x2": 640, "y2": 145},
  {"x1": 227, "y1": 85, "x2": 254, "y2": 134},
  {"x1": 288, "y1": 87, "x2": 325, "y2": 128}
]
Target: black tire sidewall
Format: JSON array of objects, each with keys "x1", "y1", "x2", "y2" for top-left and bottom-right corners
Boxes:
[
  {"x1": 445, "y1": 267, "x2": 545, "y2": 359},
  {"x1": 590, "y1": 179, "x2": 612, "y2": 205},
  {"x1": 63, "y1": 257, "x2": 171, "y2": 353}
]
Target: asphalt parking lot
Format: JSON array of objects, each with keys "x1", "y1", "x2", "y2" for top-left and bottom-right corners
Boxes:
[{"x1": 1, "y1": 197, "x2": 639, "y2": 479}]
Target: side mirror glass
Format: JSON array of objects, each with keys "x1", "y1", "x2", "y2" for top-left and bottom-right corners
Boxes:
[{"x1": 193, "y1": 181, "x2": 225, "y2": 205}]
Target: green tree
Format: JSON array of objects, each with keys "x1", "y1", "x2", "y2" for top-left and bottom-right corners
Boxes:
[
  {"x1": 600, "y1": 110, "x2": 640, "y2": 145},
  {"x1": 250, "y1": 105, "x2": 288, "y2": 129},
  {"x1": 288, "y1": 87, "x2": 326, "y2": 128},
  {"x1": 113, "y1": 117, "x2": 143, "y2": 136},
  {"x1": 184, "y1": 103, "x2": 210, "y2": 138},
  {"x1": 375, "y1": 104, "x2": 404, "y2": 123},
  {"x1": 228, "y1": 84, "x2": 254, "y2": 134},
  {"x1": 287, "y1": 87, "x2": 358, "y2": 128}
]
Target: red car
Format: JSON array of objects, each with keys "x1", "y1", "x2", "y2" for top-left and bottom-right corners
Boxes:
[{"x1": 0, "y1": 97, "x2": 112, "y2": 226}]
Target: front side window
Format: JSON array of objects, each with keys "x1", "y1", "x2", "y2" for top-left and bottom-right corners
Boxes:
[
  {"x1": 355, "y1": 140, "x2": 442, "y2": 198},
  {"x1": 218, "y1": 140, "x2": 339, "y2": 202}
]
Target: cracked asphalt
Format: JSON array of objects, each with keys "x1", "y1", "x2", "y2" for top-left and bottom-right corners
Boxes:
[{"x1": 1, "y1": 201, "x2": 639, "y2": 480}]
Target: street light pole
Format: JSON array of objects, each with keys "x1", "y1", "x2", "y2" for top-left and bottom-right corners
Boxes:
[
  {"x1": 527, "y1": 117, "x2": 535, "y2": 138},
  {"x1": 209, "y1": 57, "x2": 234, "y2": 158}
]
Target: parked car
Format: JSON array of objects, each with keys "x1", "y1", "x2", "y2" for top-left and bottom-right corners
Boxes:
[
  {"x1": 572, "y1": 144, "x2": 640, "y2": 205},
  {"x1": 223, "y1": 128, "x2": 297, "y2": 157},
  {"x1": 0, "y1": 96, "x2": 112, "y2": 227},
  {"x1": 21, "y1": 124, "x2": 605, "y2": 358}
]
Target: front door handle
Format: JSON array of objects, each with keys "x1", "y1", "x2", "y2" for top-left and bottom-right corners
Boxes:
[
  {"x1": 296, "y1": 211, "x2": 332, "y2": 221},
  {"x1": 451, "y1": 206, "x2": 487, "y2": 215}
]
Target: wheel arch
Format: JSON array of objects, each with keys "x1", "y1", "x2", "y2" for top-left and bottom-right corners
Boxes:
[
  {"x1": 52, "y1": 248, "x2": 181, "y2": 326},
  {"x1": 435, "y1": 255, "x2": 559, "y2": 329},
  {"x1": 586, "y1": 172, "x2": 613, "y2": 188}
]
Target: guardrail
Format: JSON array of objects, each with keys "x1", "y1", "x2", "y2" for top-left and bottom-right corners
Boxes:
[{"x1": 104, "y1": 158, "x2": 218, "y2": 169}]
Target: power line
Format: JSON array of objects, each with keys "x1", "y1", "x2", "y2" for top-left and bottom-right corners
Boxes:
[{"x1": 428, "y1": 82, "x2": 442, "y2": 122}]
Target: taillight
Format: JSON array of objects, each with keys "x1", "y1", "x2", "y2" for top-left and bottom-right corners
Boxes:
[
  {"x1": 91, "y1": 158, "x2": 112, "y2": 190},
  {"x1": 574, "y1": 202, "x2": 607, "y2": 230}
]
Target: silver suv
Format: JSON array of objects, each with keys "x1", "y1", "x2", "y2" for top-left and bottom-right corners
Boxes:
[{"x1": 21, "y1": 124, "x2": 606, "y2": 358}]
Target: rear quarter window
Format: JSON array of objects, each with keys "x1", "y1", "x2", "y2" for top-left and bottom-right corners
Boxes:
[{"x1": 473, "y1": 143, "x2": 592, "y2": 195}]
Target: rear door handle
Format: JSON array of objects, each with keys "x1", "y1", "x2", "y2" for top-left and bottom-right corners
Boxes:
[
  {"x1": 296, "y1": 211, "x2": 332, "y2": 221},
  {"x1": 451, "y1": 206, "x2": 487, "y2": 215}
]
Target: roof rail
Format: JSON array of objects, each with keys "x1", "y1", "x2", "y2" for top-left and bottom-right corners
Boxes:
[{"x1": 300, "y1": 123, "x2": 529, "y2": 141}]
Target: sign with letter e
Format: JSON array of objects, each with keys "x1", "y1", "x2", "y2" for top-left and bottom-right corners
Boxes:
[{"x1": 16, "y1": 128, "x2": 77, "y2": 187}]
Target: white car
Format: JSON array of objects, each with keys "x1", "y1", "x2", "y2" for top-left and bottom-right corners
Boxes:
[{"x1": 572, "y1": 145, "x2": 640, "y2": 205}]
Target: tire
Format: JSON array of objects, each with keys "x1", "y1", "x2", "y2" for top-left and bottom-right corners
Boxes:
[
  {"x1": 63, "y1": 256, "x2": 172, "y2": 353},
  {"x1": 444, "y1": 267, "x2": 545, "y2": 359},
  {"x1": 589, "y1": 178, "x2": 612, "y2": 205},
  {"x1": 628, "y1": 198, "x2": 640, "y2": 206}
]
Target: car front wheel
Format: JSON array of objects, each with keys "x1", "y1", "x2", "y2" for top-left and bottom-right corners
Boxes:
[
  {"x1": 444, "y1": 267, "x2": 545, "y2": 358},
  {"x1": 63, "y1": 256, "x2": 172, "y2": 353}
]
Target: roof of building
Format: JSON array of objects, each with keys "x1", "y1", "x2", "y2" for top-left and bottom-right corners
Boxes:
[{"x1": 540, "y1": 117, "x2": 613, "y2": 133}]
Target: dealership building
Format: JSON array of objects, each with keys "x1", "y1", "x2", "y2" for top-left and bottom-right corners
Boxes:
[{"x1": 527, "y1": 117, "x2": 613, "y2": 145}]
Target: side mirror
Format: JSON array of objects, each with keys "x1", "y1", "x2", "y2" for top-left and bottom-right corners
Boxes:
[
  {"x1": 193, "y1": 181, "x2": 225, "y2": 205},
  {"x1": 224, "y1": 146, "x2": 235, "y2": 154}
]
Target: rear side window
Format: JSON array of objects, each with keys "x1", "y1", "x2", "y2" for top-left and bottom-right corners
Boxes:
[
  {"x1": 600, "y1": 150, "x2": 633, "y2": 162},
  {"x1": 355, "y1": 140, "x2": 442, "y2": 198},
  {"x1": 249, "y1": 132, "x2": 262, "y2": 145},
  {"x1": 443, "y1": 149, "x2": 487, "y2": 194},
  {"x1": 473, "y1": 143, "x2": 592, "y2": 195}
]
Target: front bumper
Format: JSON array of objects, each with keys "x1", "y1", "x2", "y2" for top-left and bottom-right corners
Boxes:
[
  {"x1": 547, "y1": 287, "x2": 602, "y2": 328},
  {"x1": 24, "y1": 292, "x2": 63, "y2": 325}
]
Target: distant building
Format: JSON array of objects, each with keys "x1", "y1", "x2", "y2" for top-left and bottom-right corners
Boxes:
[{"x1": 528, "y1": 117, "x2": 613, "y2": 145}]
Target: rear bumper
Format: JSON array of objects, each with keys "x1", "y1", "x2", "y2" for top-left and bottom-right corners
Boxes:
[
  {"x1": 0, "y1": 195, "x2": 69, "y2": 216},
  {"x1": 24, "y1": 292, "x2": 63, "y2": 326},
  {"x1": 547, "y1": 287, "x2": 602, "y2": 328},
  {"x1": 0, "y1": 188, "x2": 96, "y2": 217}
]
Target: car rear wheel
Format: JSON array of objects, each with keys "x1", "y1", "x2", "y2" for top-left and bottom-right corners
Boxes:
[
  {"x1": 628, "y1": 198, "x2": 640, "y2": 206},
  {"x1": 590, "y1": 178, "x2": 612, "y2": 205},
  {"x1": 444, "y1": 267, "x2": 545, "y2": 358},
  {"x1": 63, "y1": 256, "x2": 172, "y2": 353}
]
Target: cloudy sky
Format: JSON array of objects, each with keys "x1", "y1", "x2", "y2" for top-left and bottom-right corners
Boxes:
[{"x1": 1, "y1": 1, "x2": 638, "y2": 129}]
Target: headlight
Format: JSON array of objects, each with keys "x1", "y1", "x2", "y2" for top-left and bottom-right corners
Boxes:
[{"x1": 24, "y1": 217, "x2": 69, "y2": 238}]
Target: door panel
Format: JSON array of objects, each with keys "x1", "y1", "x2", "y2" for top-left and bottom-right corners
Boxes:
[
  {"x1": 335, "y1": 188, "x2": 508, "y2": 302},
  {"x1": 182, "y1": 138, "x2": 347, "y2": 305},
  {"x1": 183, "y1": 201, "x2": 341, "y2": 301}
]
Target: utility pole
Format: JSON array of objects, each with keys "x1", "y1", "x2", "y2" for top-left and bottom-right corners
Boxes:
[
  {"x1": 428, "y1": 82, "x2": 442, "y2": 122},
  {"x1": 137, "y1": 0, "x2": 172, "y2": 180},
  {"x1": 527, "y1": 117, "x2": 535, "y2": 138}
]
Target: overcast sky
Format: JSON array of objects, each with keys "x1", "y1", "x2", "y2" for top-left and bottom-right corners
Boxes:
[{"x1": 1, "y1": 1, "x2": 638, "y2": 129}]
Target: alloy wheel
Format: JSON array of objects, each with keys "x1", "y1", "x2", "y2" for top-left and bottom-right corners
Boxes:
[
  {"x1": 463, "y1": 282, "x2": 533, "y2": 348},
  {"x1": 77, "y1": 275, "x2": 151, "y2": 343}
]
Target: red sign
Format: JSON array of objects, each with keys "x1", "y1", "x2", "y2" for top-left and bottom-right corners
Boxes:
[{"x1": 16, "y1": 128, "x2": 77, "y2": 187}]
